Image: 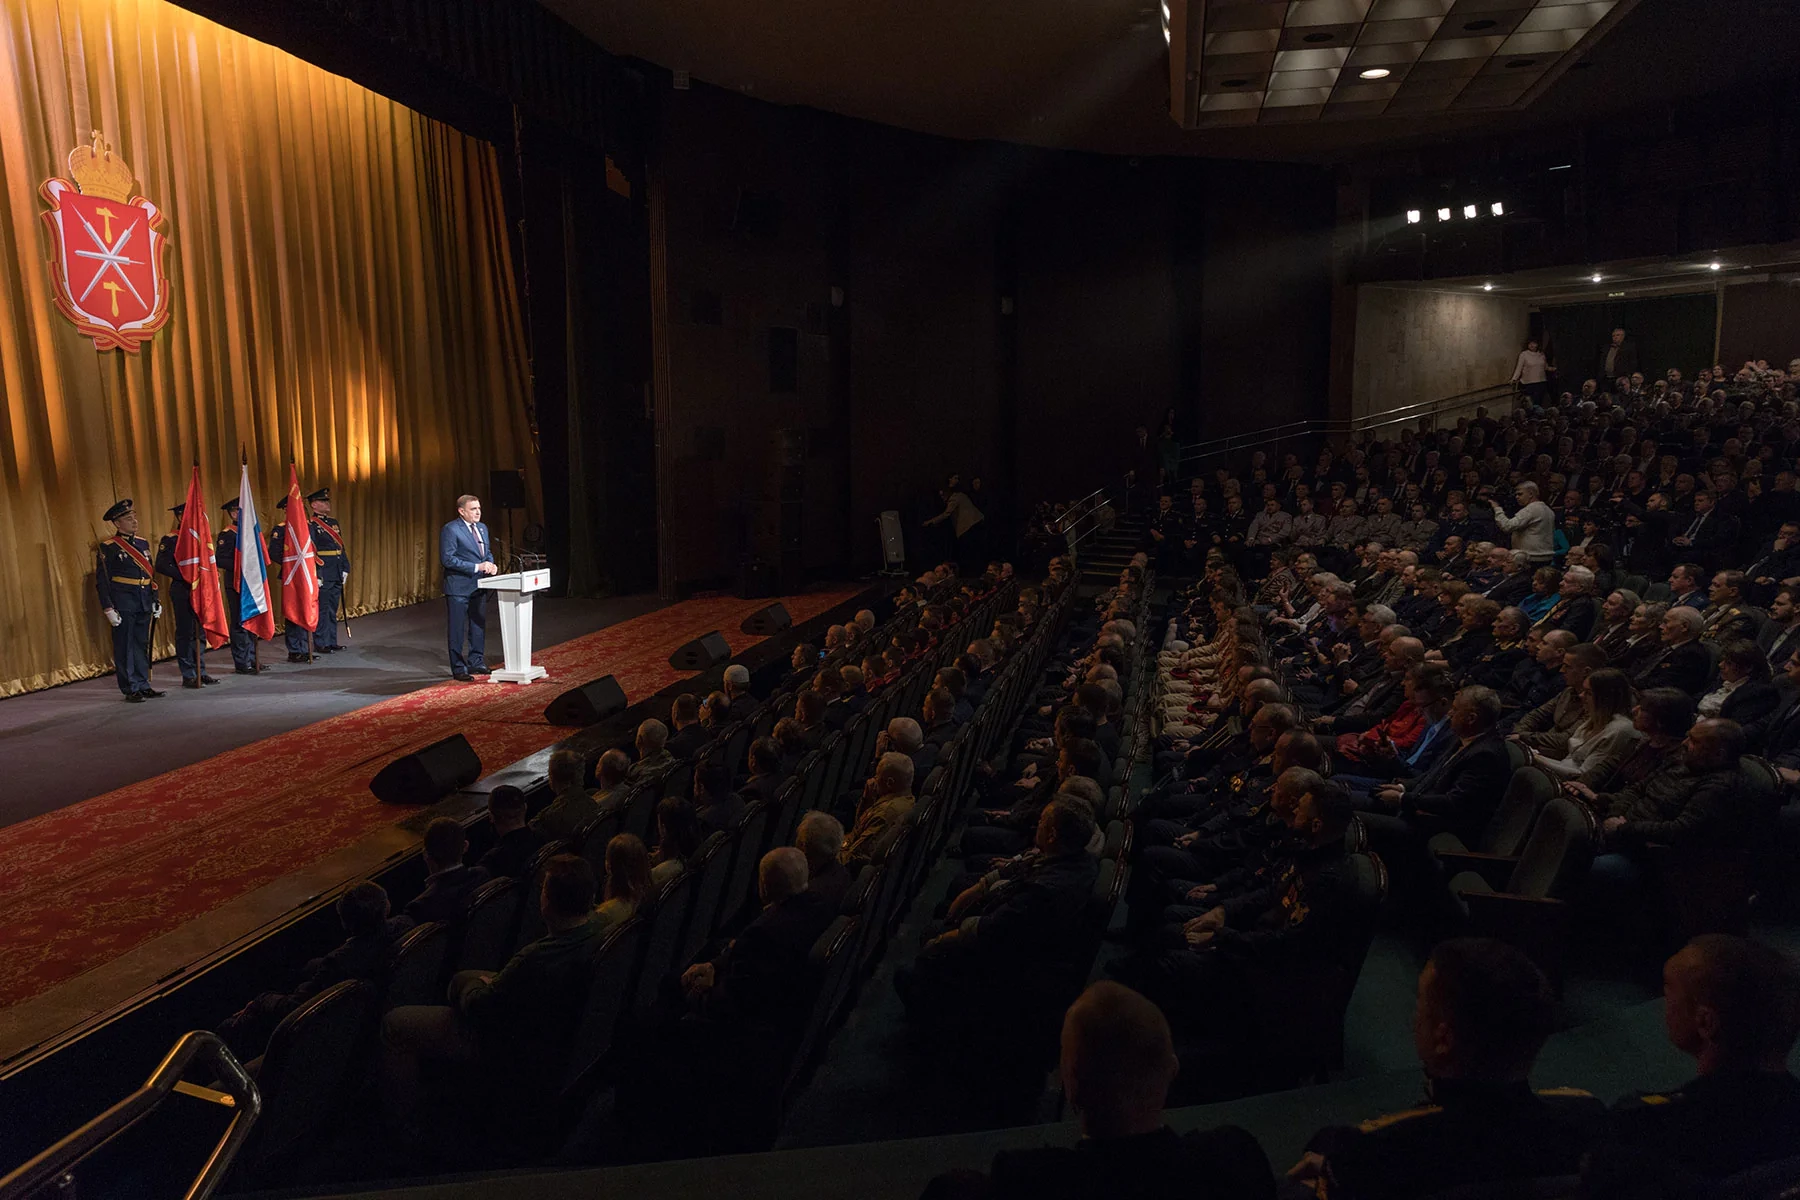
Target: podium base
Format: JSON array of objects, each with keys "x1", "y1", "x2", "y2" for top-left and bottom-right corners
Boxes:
[{"x1": 487, "y1": 666, "x2": 548, "y2": 684}]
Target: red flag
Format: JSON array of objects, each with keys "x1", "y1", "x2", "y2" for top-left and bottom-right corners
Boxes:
[
  {"x1": 177, "y1": 466, "x2": 231, "y2": 649},
  {"x1": 280, "y1": 464, "x2": 320, "y2": 633}
]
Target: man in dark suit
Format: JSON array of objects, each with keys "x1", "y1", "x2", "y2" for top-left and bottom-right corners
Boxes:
[
  {"x1": 722, "y1": 664, "x2": 758, "y2": 722},
  {"x1": 1598, "y1": 326, "x2": 1639, "y2": 383},
  {"x1": 476, "y1": 785, "x2": 546, "y2": 881},
  {"x1": 1634, "y1": 606, "x2": 1713, "y2": 695},
  {"x1": 1746, "y1": 524, "x2": 1800, "y2": 604},
  {"x1": 404, "y1": 818, "x2": 489, "y2": 924},
  {"x1": 1759, "y1": 588, "x2": 1800, "y2": 673},
  {"x1": 934, "y1": 982, "x2": 1273, "y2": 1200},
  {"x1": 439, "y1": 493, "x2": 496, "y2": 681},
  {"x1": 680, "y1": 847, "x2": 835, "y2": 1034},
  {"x1": 1670, "y1": 492, "x2": 1741, "y2": 574},
  {"x1": 665, "y1": 693, "x2": 710, "y2": 761},
  {"x1": 1368, "y1": 685, "x2": 1513, "y2": 847},
  {"x1": 796, "y1": 811, "x2": 853, "y2": 912}
]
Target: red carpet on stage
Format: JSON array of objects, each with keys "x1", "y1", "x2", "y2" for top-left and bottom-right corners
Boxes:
[{"x1": 0, "y1": 591, "x2": 856, "y2": 1008}]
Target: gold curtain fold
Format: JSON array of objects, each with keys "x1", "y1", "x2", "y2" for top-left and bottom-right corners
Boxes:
[{"x1": 0, "y1": 0, "x2": 538, "y2": 697}]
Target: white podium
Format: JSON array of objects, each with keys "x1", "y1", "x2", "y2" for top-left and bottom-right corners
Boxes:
[{"x1": 477, "y1": 568, "x2": 552, "y2": 683}]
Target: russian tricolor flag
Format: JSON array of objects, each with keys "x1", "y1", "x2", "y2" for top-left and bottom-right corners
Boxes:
[{"x1": 237, "y1": 464, "x2": 276, "y2": 640}]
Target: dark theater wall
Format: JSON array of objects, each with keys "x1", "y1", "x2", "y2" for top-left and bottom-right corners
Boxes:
[{"x1": 651, "y1": 83, "x2": 1335, "y2": 587}]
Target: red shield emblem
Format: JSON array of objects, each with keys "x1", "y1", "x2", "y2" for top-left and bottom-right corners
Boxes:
[{"x1": 39, "y1": 133, "x2": 171, "y2": 353}]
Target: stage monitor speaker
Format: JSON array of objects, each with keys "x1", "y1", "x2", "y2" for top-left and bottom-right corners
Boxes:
[
  {"x1": 370, "y1": 734, "x2": 482, "y2": 805},
  {"x1": 669, "y1": 630, "x2": 731, "y2": 671},
  {"x1": 543, "y1": 674, "x2": 628, "y2": 727},
  {"x1": 740, "y1": 602, "x2": 791, "y2": 636}
]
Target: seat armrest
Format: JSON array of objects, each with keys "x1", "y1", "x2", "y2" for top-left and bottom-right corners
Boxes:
[{"x1": 1434, "y1": 851, "x2": 1519, "y2": 890}]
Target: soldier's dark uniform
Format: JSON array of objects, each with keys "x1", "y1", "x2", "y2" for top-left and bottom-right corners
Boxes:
[
  {"x1": 1298, "y1": 1078, "x2": 1604, "y2": 1199},
  {"x1": 1591, "y1": 1071, "x2": 1800, "y2": 1193},
  {"x1": 215, "y1": 498, "x2": 261, "y2": 674},
  {"x1": 307, "y1": 488, "x2": 349, "y2": 653},
  {"x1": 154, "y1": 503, "x2": 214, "y2": 688},
  {"x1": 95, "y1": 499, "x2": 163, "y2": 701}
]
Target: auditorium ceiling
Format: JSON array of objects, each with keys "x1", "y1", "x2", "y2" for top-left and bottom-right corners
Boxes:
[{"x1": 541, "y1": 0, "x2": 1795, "y2": 159}]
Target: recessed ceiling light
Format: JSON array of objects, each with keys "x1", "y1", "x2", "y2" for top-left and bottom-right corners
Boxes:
[
  {"x1": 1463, "y1": 204, "x2": 1478, "y2": 219},
  {"x1": 1223, "y1": 78, "x2": 1250, "y2": 87},
  {"x1": 1547, "y1": 164, "x2": 1573, "y2": 171},
  {"x1": 1405, "y1": 209, "x2": 1421, "y2": 224},
  {"x1": 1482, "y1": 283, "x2": 1495, "y2": 291},
  {"x1": 1301, "y1": 31, "x2": 1336, "y2": 43},
  {"x1": 1490, "y1": 202, "x2": 1504, "y2": 216},
  {"x1": 1505, "y1": 59, "x2": 1538, "y2": 69},
  {"x1": 1591, "y1": 272, "x2": 1603, "y2": 283},
  {"x1": 1463, "y1": 18, "x2": 1498, "y2": 30},
  {"x1": 1437, "y1": 208, "x2": 1452, "y2": 222},
  {"x1": 1709, "y1": 261, "x2": 1723, "y2": 271},
  {"x1": 1359, "y1": 67, "x2": 1391, "y2": 80}
]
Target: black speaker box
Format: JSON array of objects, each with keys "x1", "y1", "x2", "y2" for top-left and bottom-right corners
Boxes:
[
  {"x1": 669, "y1": 630, "x2": 731, "y2": 671},
  {"x1": 739, "y1": 602, "x2": 791, "y2": 636},
  {"x1": 543, "y1": 674, "x2": 628, "y2": 727},
  {"x1": 370, "y1": 734, "x2": 482, "y2": 804}
]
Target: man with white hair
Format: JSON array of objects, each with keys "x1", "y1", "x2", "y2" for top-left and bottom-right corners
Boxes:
[
  {"x1": 723, "y1": 663, "x2": 757, "y2": 722},
  {"x1": 841, "y1": 752, "x2": 916, "y2": 867},
  {"x1": 1535, "y1": 564, "x2": 1599, "y2": 640},
  {"x1": 1488, "y1": 481, "x2": 1556, "y2": 566},
  {"x1": 624, "y1": 719, "x2": 672, "y2": 784},
  {"x1": 679, "y1": 847, "x2": 834, "y2": 1039},
  {"x1": 796, "y1": 811, "x2": 851, "y2": 910},
  {"x1": 1635, "y1": 606, "x2": 1713, "y2": 694}
]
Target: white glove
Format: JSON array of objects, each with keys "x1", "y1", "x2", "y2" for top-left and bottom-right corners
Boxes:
[
  {"x1": 152, "y1": 603, "x2": 164, "y2": 619},
  {"x1": 105, "y1": 608, "x2": 122, "y2": 628}
]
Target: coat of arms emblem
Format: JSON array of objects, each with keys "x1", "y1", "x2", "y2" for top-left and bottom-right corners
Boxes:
[{"x1": 40, "y1": 132, "x2": 172, "y2": 353}]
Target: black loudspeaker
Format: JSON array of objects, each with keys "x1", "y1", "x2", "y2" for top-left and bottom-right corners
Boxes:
[
  {"x1": 370, "y1": 734, "x2": 482, "y2": 805},
  {"x1": 740, "y1": 602, "x2": 791, "y2": 636},
  {"x1": 543, "y1": 674, "x2": 628, "y2": 727},
  {"x1": 669, "y1": 630, "x2": 731, "y2": 671}
]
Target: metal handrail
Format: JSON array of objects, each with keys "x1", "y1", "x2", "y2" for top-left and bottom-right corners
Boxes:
[
  {"x1": 0, "y1": 1032, "x2": 260, "y2": 1200},
  {"x1": 1174, "y1": 381, "x2": 1516, "y2": 477},
  {"x1": 1049, "y1": 485, "x2": 1108, "y2": 535}
]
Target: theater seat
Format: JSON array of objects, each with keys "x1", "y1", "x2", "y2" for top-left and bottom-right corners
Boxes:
[
  {"x1": 573, "y1": 800, "x2": 628, "y2": 884},
  {"x1": 233, "y1": 979, "x2": 377, "y2": 1181},
  {"x1": 558, "y1": 917, "x2": 645, "y2": 1097},
  {"x1": 782, "y1": 915, "x2": 861, "y2": 1103},
  {"x1": 632, "y1": 869, "x2": 697, "y2": 1018},
  {"x1": 383, "y1": 922, "x2": 452, "y2": 1009},
  {"x1": 1429, "y1": 763, "x2": 1558, "y2": 867},
  {"x1": 678, "y1": 830, "x2": 735, "y2": 965},
  {"x1": 1647, "y1": 755, "x2": 1780, "y2": 943},
  {"x1": 1443, "y1": 797, "x2": 1595, "y2": 984},
  {"x1": 457, "y1": 877, "x2": 523, "y2": 972},
  {"x1": 514, "y1": 839, "x2": 571, "y2": 950},
  {"x1": 716, "y1": 802, "x2": 772, "y2": 936}
]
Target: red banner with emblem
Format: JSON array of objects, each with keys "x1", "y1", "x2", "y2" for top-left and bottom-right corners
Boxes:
[
  {"x1": 280, "y1": 465, "x2": 320, "y2": 633},
  {"x1": 177, "y1": 467, "x2": 231, "y2": 649}
]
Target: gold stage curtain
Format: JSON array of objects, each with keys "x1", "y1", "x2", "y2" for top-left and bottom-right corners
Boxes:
[{"x1": 0, "y1": 0, "x2": 538, "y2": 696}]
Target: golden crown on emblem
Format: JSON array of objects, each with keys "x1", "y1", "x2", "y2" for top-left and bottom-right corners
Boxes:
[{"x1": 68, "y1": 131, "x2": 135, "y2": 203}]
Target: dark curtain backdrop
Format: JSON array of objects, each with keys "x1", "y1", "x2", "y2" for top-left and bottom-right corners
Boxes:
[
  {"x1": 1719, "y1": 281, "x2": 1800, "y2": 373},
  {"x1": 1535, "y1": 292, "x2": 1719, "y2": 385},
  {"x1": 0, "y1": 0, "x2": 537, "y2": 695}
]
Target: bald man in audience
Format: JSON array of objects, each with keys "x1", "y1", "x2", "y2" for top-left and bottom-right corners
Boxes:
[{"x1": 625, "y1": 719, "x2": 673, "y2": 784}]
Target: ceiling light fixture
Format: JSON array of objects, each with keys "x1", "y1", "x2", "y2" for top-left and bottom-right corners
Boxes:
[
  {"x1": 1709, "y1": 261, "x2": 1722, "y2": 271},
  {"x1": 1359, "y1": 67, "x2": 1391, "y2": 80},
  {"x1": 1591, "y1": 272, "x2": 1603, "y2": 282},
  {"x1": 1490, "y1": 201, "x2": 1504, "y2": 216},
  {"x1": 1463, "y1": 204, "x2": 1478, "y2": 219},
  {"x1": 1405, "y1": 209, "x2": 1421, "y2": 224},
  {"x1": 1437, "y1": 208, "x2": 1452, "y2": 222},
  {"x1": 1547, "y1": 164, "x2": 1573, "y2": 171},
  {"x1": 1482, "y1": 283, "x2": 1494, "y2": 291}
]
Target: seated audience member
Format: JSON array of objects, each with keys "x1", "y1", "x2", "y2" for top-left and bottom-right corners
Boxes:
[
  {"x1": 218, "y1": 881, "x2": 412, "y2": 1060},
  {"x1": 936, "y1": 665, "x2": 975, "y2": 725},
  {"x1": 693, "y1": 760, "x2": 746, "y2": 836},
  {"x1": 1365, "y1": 686, "x2": 1511, "y2": 846},
  {"x1": 1700, "y1": 569, "x2": 1762, "y2": 646},
  {"x1": 723, "y1": 663, "x2": 758, "y2": 722},
  {"x1": 665, "y1": 693, "x2": 709, "y2": 760},
  {"x1": 792, "y1": 689, "x2": 829, "y2": 751},
  {"x1": 476, "y1": 784, "x2": 546, "y2": 881},
  {"x1": 595, "y1": 833, "x2": 652, "y2": 935},
  {"x1": 816, "y1": 667, "x2": 855, "y2": 730},
  {"x1": 1590, "y1": 935, "x2": 1800, "y2": 1193},
  {"x1": 962, "y1": 735, "x2": 1106, "y2": 858},
  {"x1": 796, "y1": 810, "x2": 852, "y2": 911},
  {"x1": 842, "y1": 752, "x2": 917, "y2": 867},
  {"x1": 679, "y1": 847, "x2": 834, "y2": 1034},
  {"x1": 700, "y1": 690, "x2": 732, "y2": 731},
  {"x1": 624, "y1": 719, "x2": 674, "y2": 784},
  {"x1": 533, "y1": 747, "x2": 608, "y2": 842},
  {"x1": 1633, "y1": 606, "x2": 1711, "y2": 694},
  {"x1": 1697, "y1": 640, "x2": 1779, "y2": 735},
  {"x1": 1564, "y1": 686, "x2": 1694, "y2": 796},
  {"x1": 839, "y1": 663, "x2": 871, "y2": 712},
  {"x1": 1511, "y1": 642, "x2": 1606, "y2": 752},
  {"x1": 1612, "y1": 601, "x2": 1668, "y2": 676},
  {"x1": 404, "y1": 818, "x2": 488, "y2": 924},
  {"x1": 650, "y1": 797, "x2": 702, "y2": 887},
  {"x1": 739, "y1": 736, "x2": 786, "y2": 804},
  {"x1": 772, "y1": 717, "x2": 811, "y2": 773},
  {"x1": 1759, "y1": 587, "x2": 1800, "y2": 671},
  {"x1": 1525, "y1": 667, "x2": 1642, "y2": 786},
  {"x1": 1289, "y1": 938, "x2": 1601, "y2": 1200},
  {"x1": 921, "y1": 686, "x2": 961, "y2": 753},
  {"x1": 1586, "y1": 718, "x2": 1758, "y2": 869},
  {"x1": 381, "y1": 855, "x2": 601, "y2": 1135},
  {"x1": 929, "y1": 982, "x2": 1273, "y2": 1200},
  {"x1": 899, "y1": 801, "x2": 1099, "y2": 1024}
]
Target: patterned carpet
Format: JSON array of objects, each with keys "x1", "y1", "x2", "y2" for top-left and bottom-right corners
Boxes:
[{"x1": 0, "y1": 590, "x2": 856, "y2": 1008}]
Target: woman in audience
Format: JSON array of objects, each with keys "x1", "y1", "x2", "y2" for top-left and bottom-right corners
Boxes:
[
  {"x1": 596, "y1": 833, "x2": 652, "y2": 933},
  {"x1": 650, "y1": 797, "x2": 702, "y2": 887},
  {"x1": 1528, "y1": 667, "x2": 1641, "y2": 786}
]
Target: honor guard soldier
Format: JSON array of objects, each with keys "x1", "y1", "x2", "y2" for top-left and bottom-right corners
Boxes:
[
  {"x1": 215, "y1": 498, "x2": 261, "y2": 674},
  {"x1": 154, "y1": 503, "x2": 218, "y2": 689},
  {"x1": 306, "y1": 487, "x2": 349, "y2": 653},
  {"x1": 96, "y1": 499, "x2": 164, "y2": 702}
]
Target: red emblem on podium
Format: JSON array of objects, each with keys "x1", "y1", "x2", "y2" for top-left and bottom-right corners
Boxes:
[{"x1": 40, "y1": 133, "x2": 171, "y2": 353}]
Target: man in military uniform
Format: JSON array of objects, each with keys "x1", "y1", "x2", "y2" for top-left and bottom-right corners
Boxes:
[
  {"x1": 215, "y1": 498, "x2": 261, "y2": 675},
  {"x1": 305, "y1": 487, "x2": 349, "y2": 653},
  {"x1": 1287, "y1": 938, "x2": 1602, "y2": 1199},
  {"x1": 153, "y1": 503, "x2": 217, "y2": 689},
  {"x1": 95, "y1": 500, "x2": 164, "y2": 702},
  {"x1": 1589, "y1": 935, "x2": 1800, "y2": 1193},
  {"x1": 1700, "y1": 569, "x2": 1763, "y2": 645}
]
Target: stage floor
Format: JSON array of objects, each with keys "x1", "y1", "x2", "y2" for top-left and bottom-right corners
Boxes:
[
  {"x1": 0, "y1": 594, "x2": 666, "y2": 828},
  {"x1": 0, "y1": 587, "x2": 859, "y2": 1036}
]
